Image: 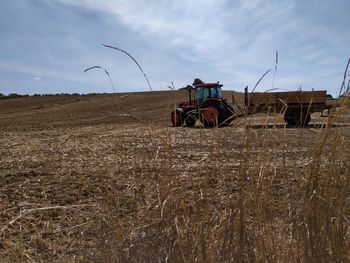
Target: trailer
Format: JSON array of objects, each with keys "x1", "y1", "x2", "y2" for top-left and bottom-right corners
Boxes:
[{"x1": 244, "y1": 87, "x2": 335, "y2": 126}]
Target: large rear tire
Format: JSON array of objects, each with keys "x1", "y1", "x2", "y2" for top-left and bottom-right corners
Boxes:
[
  {"x1": 200, "y1": 99, "x2": 234, "y2": 127},
  {"x1": 201, "y1": 107, "x2": 219, "y2": 127}
]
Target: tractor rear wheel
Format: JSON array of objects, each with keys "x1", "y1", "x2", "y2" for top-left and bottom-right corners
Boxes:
[
  {"x1": 200, "y1": 99, "x2": 234, "y2": 127},
  {"x1": 201, "y1": 107, "x2": 219, "y2": 127}
]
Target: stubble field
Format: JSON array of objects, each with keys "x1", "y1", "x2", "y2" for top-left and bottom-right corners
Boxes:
[{"x1": 0, "y1": 91, "x2": 349, "y2": 262}]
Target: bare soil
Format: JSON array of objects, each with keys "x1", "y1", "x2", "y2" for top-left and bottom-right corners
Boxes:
[{"x1": 0, "y1": 91, "x2": 349, "y2": 261}]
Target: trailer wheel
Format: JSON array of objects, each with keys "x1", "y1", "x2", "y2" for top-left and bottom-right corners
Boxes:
[
  {"x1": 303, "y1": 112, "x2": 311, "y2": 126},
  {"x1": 171, "y1": 110, "x2": 183, "y2": 127},
  {"x1": 284, "y1": 109, "x2": 311, "y2": 127}
]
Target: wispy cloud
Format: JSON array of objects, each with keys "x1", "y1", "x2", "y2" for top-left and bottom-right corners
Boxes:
[{"x1": 54, "y1": 1, "x2": 348, "y2": 82}]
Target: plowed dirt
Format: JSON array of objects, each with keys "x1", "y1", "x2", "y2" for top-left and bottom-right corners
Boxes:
[{"x1": 0, "y1": 91, "x2": 349, "y2": 261}]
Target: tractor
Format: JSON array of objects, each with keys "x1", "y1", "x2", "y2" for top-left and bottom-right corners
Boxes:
[{"x1": 171, "y1": 79, "x2": 235, "y2": 127}]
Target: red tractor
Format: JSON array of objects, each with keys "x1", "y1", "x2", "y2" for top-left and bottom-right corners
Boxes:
[{"x1": 171, "y1": 79, "x2": 235, "y2": 127}]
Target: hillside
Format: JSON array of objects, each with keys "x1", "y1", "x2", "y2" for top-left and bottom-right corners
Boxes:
[{"x1": 0, "y1": 90, "x2": 244, "y2": 130}]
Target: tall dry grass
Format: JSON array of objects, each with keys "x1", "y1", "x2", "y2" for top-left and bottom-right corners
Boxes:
[
  {"x1": 1, "y1": 75, "x2": 349, "y2": 261},
  {"x1": 82, "y1": 100, "x2": 349, "y2": 262}
]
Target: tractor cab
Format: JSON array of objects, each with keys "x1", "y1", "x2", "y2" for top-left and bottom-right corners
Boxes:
[{"x1": 194, "y1": 83, "x2": 223, "y2": 106}]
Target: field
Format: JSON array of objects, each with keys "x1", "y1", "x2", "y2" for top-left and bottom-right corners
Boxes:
[{"x1": 0, "y1": 91, "x2": 349, "y2": 262}]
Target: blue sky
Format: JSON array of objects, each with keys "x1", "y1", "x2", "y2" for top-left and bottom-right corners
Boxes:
[{"x1": 0, "y1": 0, "x2": 349, "y2": 96}]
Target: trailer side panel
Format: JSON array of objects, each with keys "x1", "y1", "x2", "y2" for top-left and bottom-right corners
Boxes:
[{"x1": 248, "y1": 90, "x2": 327, "y2": 106}]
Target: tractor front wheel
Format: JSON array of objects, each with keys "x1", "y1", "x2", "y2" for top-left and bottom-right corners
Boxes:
[
  {"x1": 185, "y1": 116, "x2": 195, "y2": 127},
  {"x1": 171, "y1": 110, "x2": 183, "y2": 127}
]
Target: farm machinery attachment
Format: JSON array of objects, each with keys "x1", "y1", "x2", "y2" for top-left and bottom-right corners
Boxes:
[{"x1": 244, "y1": 87, "x2": 336, "y2": 126}]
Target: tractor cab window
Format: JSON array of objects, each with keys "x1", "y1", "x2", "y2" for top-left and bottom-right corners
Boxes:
[
  {"x1": 196, "y1": 87, "x2": 210, "y2": 105},
  {"x1": 196, "y1": 86, "x2": 223, "y2": 105},
  {"x1": 210, "y1": 87, "x2": 223, "y2": 99}
]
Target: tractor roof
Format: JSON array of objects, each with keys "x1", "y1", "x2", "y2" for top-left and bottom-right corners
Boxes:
[
  {"x1": 194, "y1": 82, "x2": 223, "y2": 88},
  {"x1": 179, "y1": 82, "x2": 223, "y2": 91}
]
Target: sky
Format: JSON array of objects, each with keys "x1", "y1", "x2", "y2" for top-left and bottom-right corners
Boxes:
[{"x1": 0, "y1": 0, "x2": 349, "y2": 96}]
